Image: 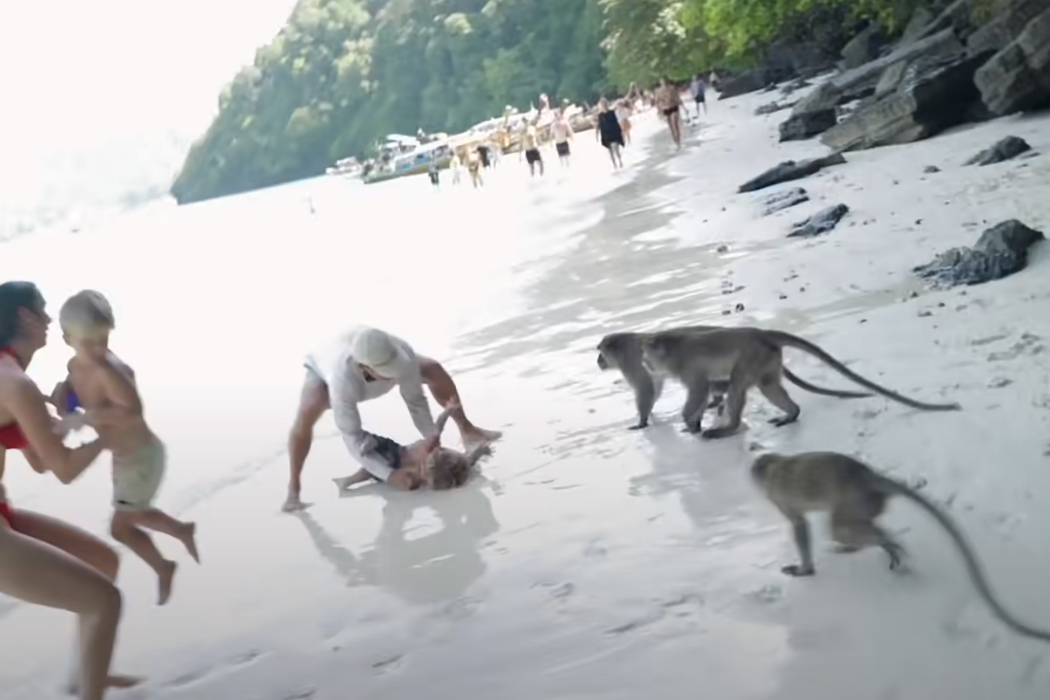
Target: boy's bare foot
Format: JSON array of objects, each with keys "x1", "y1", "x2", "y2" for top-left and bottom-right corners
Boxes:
[
  {"x1": 158, "y1": 560, "x2": 177, "y2": 605},
  {"x1": 463, "y1": 427, "x2": 503, "y2": 451},
  {"x1": 282, "y1": 490, "x2": 310, "y2": 512},
  {"x1": 65, "y1": 674, "x2": 144, "y2": 695},
  {"x1": 178, "y1": 522, "x2": 200, "y2": 563}
]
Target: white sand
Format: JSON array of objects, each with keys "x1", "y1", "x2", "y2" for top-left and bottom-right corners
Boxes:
[{"x1": 3, "y1": 84, "x2": 1050, "y2": 699}]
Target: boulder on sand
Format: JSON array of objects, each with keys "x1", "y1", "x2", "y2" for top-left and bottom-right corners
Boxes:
[
  {"x1": 840, "y1": 24, "x2": 888, "y2": 70},
  {"x1": 719, "y1": 70, "x2": 770, "y2": 99},
  {"x1": 788, "y1": 204, "x2": 850, "y2": 238},
  {"x1": 778, "y1": 108, "x2": 838, "y2": 141},
  {"x1": 738, "y1": 154, "x2": 847, "y2": 193},
  {"x1": 760, "y1": 187, "x2": 810, "y2": 215},
  {"x1": 913, "y1": 219, "x2": 1045, "y2": 288},
  {"x1": 819, "y1": 49, "x2": 992, "y2": 152},
  {"x1": 974, "y1": 7, "x2": 1050, "y2": 116},
  {"x1": 965, "y1": 135, "x2": 1032, "y2": 164}
]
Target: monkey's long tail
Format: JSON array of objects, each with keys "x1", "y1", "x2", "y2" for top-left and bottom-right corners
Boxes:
[
  {"x1": 782, "y1": 368, "x2": 871, "y2": 399},
  {"x1": 882, "y1": 476, "x2": 1050, "y2": 643},
  {"x1": 767, "y1": 330, "x2": 961, "y2": 412}
]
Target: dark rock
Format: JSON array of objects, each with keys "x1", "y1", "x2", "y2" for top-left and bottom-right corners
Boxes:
[
  {"x1": 755, "y1": 100, "x2": 796, "y2": 116},
  {"x1": 781, "y1": 78, "x2": 813, "y2": 96},
  {"x1": 760, "y1": 187, "x2": 810, "y2": 215},
  {"x1": 967, "y1": 0, "x2": 1050, "y2": 56},
  {"x1": 788, "y1": 204, "x2": 850, "y2": 238},
  {"x1": 898, "y1": 7, "x2": 937, "y2": 47},
  {"x1": 791, "y1": 29, "x2": 965, "y2": 117},
  {"x1": 820, "y1": 51, "x2": 991, "y2": 152},
  {"x1": 924, "y1": 165, "x2": 941, "y2": 172},
  {"x1": 909, "y1": 0, "x2": 985, "y2": 45},
  {"x1": 719, "y1": 70, "x2": 771, "y2": 99},
  {"x1": 965, "y1": 135, "x2": 1032, "y2": 164},
  {"x1": 778, "y1": 108, "x2": 838, "y2": 141},
  {"x1": 738, "y1": 153, "x2": 847, "y2": 193},
  {"x1": 975, "y1": 7, "x2": 1050, "y2": 115},
  {"x1": 841, "y1": 25, "x2": 888, "y2": 70},
  {"x1": 913, "y1": 219, "x2": 1045, "y2": 288}
]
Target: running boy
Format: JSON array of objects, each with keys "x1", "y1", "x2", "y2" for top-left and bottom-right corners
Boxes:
[
  {"x1": 57, "y1": 290, "x2": 199, "y2": 606},
  {"x1": 332, "y1": 398, "x2": 490, "y2": 493}
]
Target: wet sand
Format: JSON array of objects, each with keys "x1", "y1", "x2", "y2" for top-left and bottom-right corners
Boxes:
[{"x1": 3, "y1": 85, "x2": 1050, "y2": 698}]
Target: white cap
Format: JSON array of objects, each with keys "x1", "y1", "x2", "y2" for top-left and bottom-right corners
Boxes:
[{"x1": 351, "y1": 327, "x2": 399, "y2": 377}]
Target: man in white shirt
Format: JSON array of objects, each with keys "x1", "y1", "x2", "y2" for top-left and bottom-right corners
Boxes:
[{"x1": 282, "y1": 326, "x2": 501, "y2": 512}]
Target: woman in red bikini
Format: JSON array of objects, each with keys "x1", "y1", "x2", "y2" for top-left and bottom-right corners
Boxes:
[{"x1": 0, "y1": 280, "x2": 138, "y2": 700}]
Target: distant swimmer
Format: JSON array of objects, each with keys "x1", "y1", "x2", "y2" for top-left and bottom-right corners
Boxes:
[
  {"x1": 595, "y1": 97, "x2": 625, "y2": 170},
  {"x1": 551, "y1": 109, "x2": 574, "y2": 168},
  {"x1": 521, "y1": 121, "x2": 544, "y2": 177},
  {"x1": 450, "y1": 151, "x2": 463, "y2": 185},
  {"x1": 427, "y1": 158, "x2": 440, "y2": 188},
  {"x1": 655, "y1": 77, "x2": 684, "y2": 150},
  {"x1": 283, "y1": 326, "x2": 502, "y2": 512},
  {"x1": 467, "y1": 149, "x2": 484, "y2": 189},
  {"x1": 616, "y1": 98, "x2": 634, "y2": 146},
  {"x1": 691, "y1": 72, "x2": 708, "y2": 119},
  {"x1": 476, "y1": 142, "x2": 491, "y2": 169}
]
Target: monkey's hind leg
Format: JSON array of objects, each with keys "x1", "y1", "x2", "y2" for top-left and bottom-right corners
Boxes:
[
  {"x1": 679, "y1": 377, "x2": 711, "y2": 434},
  {"x1": 757, "y1": 370, "x2": 801, "y2": 427},
  {"x1": 701, "y1": 376, "x2": 748, "y2": 439},
  {"x1": 781, "y1": 512, "x2": 816, "y2": 577},
  {"x1": 830, "y1": 510, "x2": 906, "y2": 571}
]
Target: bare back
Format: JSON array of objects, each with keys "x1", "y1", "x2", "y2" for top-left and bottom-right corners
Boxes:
[{"x1": 67, "y1": 352, "x2": 154, "y2": 455}]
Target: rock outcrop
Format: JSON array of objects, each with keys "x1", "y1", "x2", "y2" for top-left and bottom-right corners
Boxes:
[
  {"x1": 778, "y1": 108, "x2": 838, "y2": 141},
  {"x1": 974, "y1": 6, "x2": 1050, "y2": 115},
  {"x1": 738, "y1": 154, "x2": 847, "y2": 194},
  {"x1": 965, "y1": 135, "x2": 1033, "y2": 164},
  {"x1": 820, "y1": 49, "x2": 992, "y2": 152},
  {"x1": 913, "y1": 219, "x2": 1045, "y2": 288},
  {"x1": 788, "y1": 204, "x2": 850, "y2": 238}
]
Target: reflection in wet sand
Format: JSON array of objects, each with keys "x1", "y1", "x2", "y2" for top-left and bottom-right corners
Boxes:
[{"x1": 295, "y1": 485, "x2": 500, "y2": 605}]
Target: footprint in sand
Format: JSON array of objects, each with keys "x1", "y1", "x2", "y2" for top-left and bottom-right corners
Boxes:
[
  {"x1": 163, "y1": 649, "x2": 266, "y2": 688},
  {"x1": 371, "y1": 653, "x2": 406, "y2": 676}
]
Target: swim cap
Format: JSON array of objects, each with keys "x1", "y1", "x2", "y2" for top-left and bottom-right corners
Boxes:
[{"x1": 351, "y1": 328, "x2": 400, "y2": 378}]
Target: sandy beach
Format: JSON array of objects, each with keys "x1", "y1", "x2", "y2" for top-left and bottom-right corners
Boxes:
[{"x1": 2, "y1": 80, "x2": 1050, "y2": 699}]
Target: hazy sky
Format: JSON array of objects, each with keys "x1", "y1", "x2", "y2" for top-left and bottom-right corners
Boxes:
[{"x1": 0, "y1": 0, "x2": 298, "y2": 157}]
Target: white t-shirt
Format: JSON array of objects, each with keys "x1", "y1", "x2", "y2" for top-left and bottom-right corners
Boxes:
[{"x1": 304, "y1": 326, "x2": 436, "y2": 481}]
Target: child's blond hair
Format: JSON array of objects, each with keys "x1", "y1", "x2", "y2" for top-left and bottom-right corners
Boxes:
[
  {"x1": 60, "y1": 290, "x2": 115, "y2": 340},
  {"x1": 426, "y1": 444, "x2": 492, "y2": 491}
]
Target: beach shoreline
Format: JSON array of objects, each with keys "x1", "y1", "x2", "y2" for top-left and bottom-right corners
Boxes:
[{"x1": 3, "y1": 84, "x2": 1050, "y2": 699}]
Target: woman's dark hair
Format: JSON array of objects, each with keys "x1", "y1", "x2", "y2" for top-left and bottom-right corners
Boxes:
[{"x1": 0, "y1": 281, "x2": 43, "y2": 347}]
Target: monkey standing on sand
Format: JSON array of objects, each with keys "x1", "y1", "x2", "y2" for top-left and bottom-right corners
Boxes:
[
  {"x1": 596, "y1": 326, "x2": 871, "y2": 430},
  {"x1": 750, "y1": 451, "x2": 1050, "y2": 643},
  {"x1": 640, "y1": 327, "x2": 960, "y2": 438}
]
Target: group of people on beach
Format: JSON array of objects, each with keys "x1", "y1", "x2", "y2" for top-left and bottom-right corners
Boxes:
[{"x1": 0, "y1": 278, "x2": 505, "y2": 699}]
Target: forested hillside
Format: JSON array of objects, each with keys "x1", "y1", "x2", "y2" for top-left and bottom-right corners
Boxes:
[{"x1": 171, "y1": 0, "x2": 929, "y2": 204}]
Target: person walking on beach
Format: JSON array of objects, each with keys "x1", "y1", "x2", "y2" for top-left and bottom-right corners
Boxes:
[
  {"x1": 551, "y1": 109, "x2": 574, "y2": 167},
  {"x1": 655, "y1": 77, "x2": 683, "y2": 149},
  {"x1": 520, "y1": 121, "x2": 544, "y2": 177},
  {"x1": 690, "y1": 73, "x2": 708, "y2": 119},
  {"x1": 616, "y1": 98, "x2": 634, "y2": 146},
  {"x1": 450, "y1": 151, "x2": 463, "y2": 185},
  {"x1": 595, "y1": 97, "x2": 625, "y2": 170},
  {"x1": 283, "y1": 326, "x2": 501, "y2": 512},
  {"x1": 467, "y1": 149, "x2": 484, "y2": 189},
  {"x1": 56, "y1": 290, "x2": 200, "y2": 606},
  {"x1": 0, "y1": 281, "x2": 139, "y2": 700}
]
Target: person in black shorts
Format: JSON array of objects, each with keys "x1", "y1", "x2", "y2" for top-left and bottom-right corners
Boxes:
[
  {"x1": 691, "y1": 73, "x2": 708, "y2": 119},
  {"x1": 656, "y1": 77, "x2": 683, "y2": 149},
  {"x1": 520, "y1": 121, "x2": 544, "y2": 177},
  {"x1": 595, "y1": 97, "x2": 625, "y2": 170}
]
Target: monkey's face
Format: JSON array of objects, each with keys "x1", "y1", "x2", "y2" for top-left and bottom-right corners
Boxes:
[
  {"x1": 596, "y1": 336, "x2": 622, "y2": 371},
  {"x1": 597, "y1": 351, "x2": 609, "y2": 370}
]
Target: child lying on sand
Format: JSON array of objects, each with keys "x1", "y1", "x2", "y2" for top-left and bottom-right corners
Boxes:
[{"x1": 333, "y1": 398, "x2": 492, "y2": 492}]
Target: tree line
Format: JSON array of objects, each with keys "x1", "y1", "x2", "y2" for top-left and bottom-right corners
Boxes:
[{"x1": 171, "y1": 0, "x2": 932, "y2": 204}]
